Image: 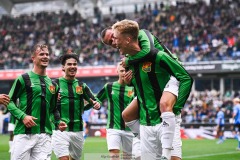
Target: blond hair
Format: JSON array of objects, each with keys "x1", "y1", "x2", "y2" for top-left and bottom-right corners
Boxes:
[
  {"x1": 112, "y1": 19, "x2": 139, "y2": 41},
  {"x1": 233, "y1": 97, "x2": 240, "y2": 103}
]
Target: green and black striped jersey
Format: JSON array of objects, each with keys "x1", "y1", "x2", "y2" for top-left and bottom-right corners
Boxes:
[
  {"x1": 125, "y1": 29, "x2": 180, "y2": 66},
  {"x1": 129, "y1": 49, "x2": 193, "y2": 126},
  {"x1": 7, "y1": 71, "x2": 60, "y2": 135},
  {"x1": 96, "y1": 82, "x2": 134, "y2": 130},
  {"x1": 55, "y1": 77, "x2": 99, "y2": 132}
]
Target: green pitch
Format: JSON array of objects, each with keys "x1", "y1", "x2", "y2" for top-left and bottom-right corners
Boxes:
[{"x1": 0, "y1": 134, "x2": 239, "y2": 160}]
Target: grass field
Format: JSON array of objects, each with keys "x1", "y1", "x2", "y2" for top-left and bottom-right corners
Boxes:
[{"x1": 0, "y1": 134, "x2": 239, "y2": 160}]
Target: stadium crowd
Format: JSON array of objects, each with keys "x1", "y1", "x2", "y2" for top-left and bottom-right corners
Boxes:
[
  {"x1": 0, "y1": 0, "x2": 239, "y2": 69},
  {"x1": 87, "y1": 89, "x2": 239, "y2": 125}
]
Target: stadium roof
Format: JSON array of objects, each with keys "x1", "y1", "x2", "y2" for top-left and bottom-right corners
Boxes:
[
  {"x1": 0, "y1": 0, "x2": 96, "y2": 15},
  {"x1": 0, "y1": 0, "x2": 199, "y2": 16}
]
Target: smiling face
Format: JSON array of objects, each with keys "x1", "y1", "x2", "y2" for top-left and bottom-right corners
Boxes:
[
  {"x1": 32, "y1": 45, "x2": 50, "y2": 69},
  {"x1": 102, "y1": 29, "x2": 117, "y2": 48},
  {"x1": 62, "y1": 58, "x2": 78, "y2": 80},
  {"x1": 112, "y1": 30, "x2": 130, "y2": 55},
  {"x1": 117, "y1": 63, "x2": 126, "y2": 83},
  {"x1": 112, "y1": 19, "x2": 140, "y2": 55}
]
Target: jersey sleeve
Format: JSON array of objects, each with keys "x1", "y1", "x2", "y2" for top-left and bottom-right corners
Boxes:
[
  {"x1": 159, "y1": 51, "x2": 193, "y2": 113},
  {"x1": 96, "y1": 83, "x2": 108, "y2": 103},
  {"x1": 51, "y1": 81, "x2": 61, "y2": 125},
  {"x1": 7, "y1": 77, "x2": 26, "y2": 120},
  {"x1": 82, "y1": 83, "x2": 101, "y2": 108}
]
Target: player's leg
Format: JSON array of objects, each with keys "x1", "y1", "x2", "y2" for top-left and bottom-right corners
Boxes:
[
  {"x1": 235, "y1": 124, "x2": 240, "y2": 150},
  {"x1": 8, "y1": 123, "x2": 15, "y2": 153},
  {"x1": 132, "y1": 137, "x2": 141, "y2": 160},
  {"x1": 31, "y1": 133, "x2": 52, "y2": 160},
  {"x1": 171, "y1": 115, "x2": 182, "y2": 160},
  {"x1": 121, "y1": 130, "x2": 134, "y2": 159},
  {"x1": 11, "y1": 134, "x2": 35, "y2": 160},
  {"x1": 140, "y1": 124, "x2": 162, "y2": 160},
  {"x1": 122, "y1": 97, "x2": 140, "y2": 138},
  {"x1": 69, "y1": 131, "x2": 84, "y2": 160},
  {"x1": 217, "y1": 125, "x2": 225, "y2": 144},
  {"x1": 160, "y1": 76, "x2": 179, "y2": 160},
  {"x1": 83, "y1": 121, "x2": 89, "y2": 140},
  {"x1": 52, "y1": 130, "x2": 70, "y2": 160},
  {"x1": 107, "y1": 129, "x2": 121, "y2": 160}
]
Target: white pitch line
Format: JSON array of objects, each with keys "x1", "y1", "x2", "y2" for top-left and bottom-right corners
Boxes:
[{"x1": 183, "y1": 151, "x2": 239, "y2": 159}]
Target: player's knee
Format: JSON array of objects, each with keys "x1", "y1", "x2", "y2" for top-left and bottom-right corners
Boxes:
[
  {"x1": 59, "y1": 156, "x2": 70, "y2": 160},
  {"x1": 160, "y1": 99, "x2": 173, "y2": 112},
  {"x1": 109, "y1": 149, "x2": 120, "y2": 154},
  {"x1": 122, "y1": 110, "x2": 129, "y2": 122}
]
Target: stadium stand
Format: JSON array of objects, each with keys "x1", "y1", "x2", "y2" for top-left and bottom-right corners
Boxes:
[
  {"x1": 0, "y1": 0, "x2": 240, "y2": 134},
  {"x1": 0, "y1": 0, "x2": 239, "y2": 69}
]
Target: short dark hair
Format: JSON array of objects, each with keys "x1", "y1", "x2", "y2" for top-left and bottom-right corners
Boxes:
[
  {"x1": 100, "y1": 26, "x2": 112, "y2": 44},
  {"x1": 59, "y1": 53, "x2": 79, "y2": 65}
]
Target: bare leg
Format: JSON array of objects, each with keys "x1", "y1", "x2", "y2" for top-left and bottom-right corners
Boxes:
[
  {"x1": 122, "y1": 99, "x2": 140, "y2": 138},
  {"x1": 122, "y1": 98, "x2": 139, "y2": 122},
  {"x1": 109, "y1": 149, "x2": 120, "y2": 160}
]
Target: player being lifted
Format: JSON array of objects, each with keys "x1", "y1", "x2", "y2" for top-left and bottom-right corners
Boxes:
[
  {"x1": 111, "y1": 19, "x2": 192, "y2": 160},
  {"x1": 101, "y1": 23, "x2": 192, "y2": 159}
]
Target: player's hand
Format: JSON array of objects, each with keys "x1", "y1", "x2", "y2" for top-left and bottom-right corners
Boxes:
[
  {"x1": 121, "y1": 57, "x2": 127, "y2": 68},
  {"x1": 124, "y1": 70, "x2": 133, "y2": 85},
  {"x1": 90, "y1": 98, "x2": 101, "y2": 110},
  {"x1": 58, "y1": 121, "x2": 67, "y2": 132},
  {"x1": 23, "y1": 115, "x2": 37, "y2": 128},
  {"x1": 0, "y1": 94, "x2": 10, "y2": 106},
  {"x1": 57, "y1": 93, "x2": 61, "y2": 101}
]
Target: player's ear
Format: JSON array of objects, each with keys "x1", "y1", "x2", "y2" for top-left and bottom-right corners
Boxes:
[
  {"x1": 126, "y1": 36, "x2": 131, "y2": 44},
  {"x1": 62, "y1": 65, "x2": 65, "y2": 72}
]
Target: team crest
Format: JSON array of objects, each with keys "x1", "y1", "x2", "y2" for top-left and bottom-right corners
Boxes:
[
  {"x1": 76, "y1": 86, "x2": 83, "y2": 94},
  {"x1": 127, "y1": 90, "x2": 134, "y2": 97},
  {"x1": 49, "y1": 85, "x2": 56, "y2": 94},
  {"x1": 142, "y1": 62, "x2": 152, "y2": 72}
]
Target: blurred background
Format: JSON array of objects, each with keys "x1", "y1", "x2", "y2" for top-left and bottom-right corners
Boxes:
[{"x1": 0, "y1": 0, "x2": 240, "y2": 139}]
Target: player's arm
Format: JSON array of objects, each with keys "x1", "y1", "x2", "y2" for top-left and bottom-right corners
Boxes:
[
  {"x1": 124, "y1": 30, "x2": 152, "y2": 66},
  {"x1": 82, "y1": 83, "x2": 101, "y2": 110},
  {"x1": 7, "y1": 78, "x2": 26, "y2": 121},
  {"x1": 159, "y1": 51, "x2": 193, "y2": 113},
  {"x1": 95, "y1": 83, "x2": 108, "y2": 102},
  {"x1": 51, "y1": 82, "x2": 62, "y2": 126}
]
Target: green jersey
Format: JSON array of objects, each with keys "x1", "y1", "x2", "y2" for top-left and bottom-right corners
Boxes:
[
  {"x1": 96, "y1": 82, "x2": 134, "y2": 130},
  {"x1": 55, "y1": 77, "x2": 99, "y2": 132},
  {"x1": 127, "y1": 30, "x2": 191, "y2": 116},
  {"x1": 130, "y1": 48, "x2": 193, "y2": 126},
  {"x1": 7, "y1": 71, "x2": 60, "y2": 135},
  {"x1": 125, "y1": 29, "x2": 180, "y2": 66},
  {"x1": 9, "y1": 114, "x2": 16, "y2": 124}
]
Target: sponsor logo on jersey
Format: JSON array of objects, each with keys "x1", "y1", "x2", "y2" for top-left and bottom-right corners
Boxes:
[
  {"x1": 142, "y1": 62, "x2": 152, "y2": 72},
  {"x1": 49, "y1": 85, "x2": 56, "y2": 94},
  {"x1": 76, "y1": 86, "x2": 83, "y2": 94}
]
